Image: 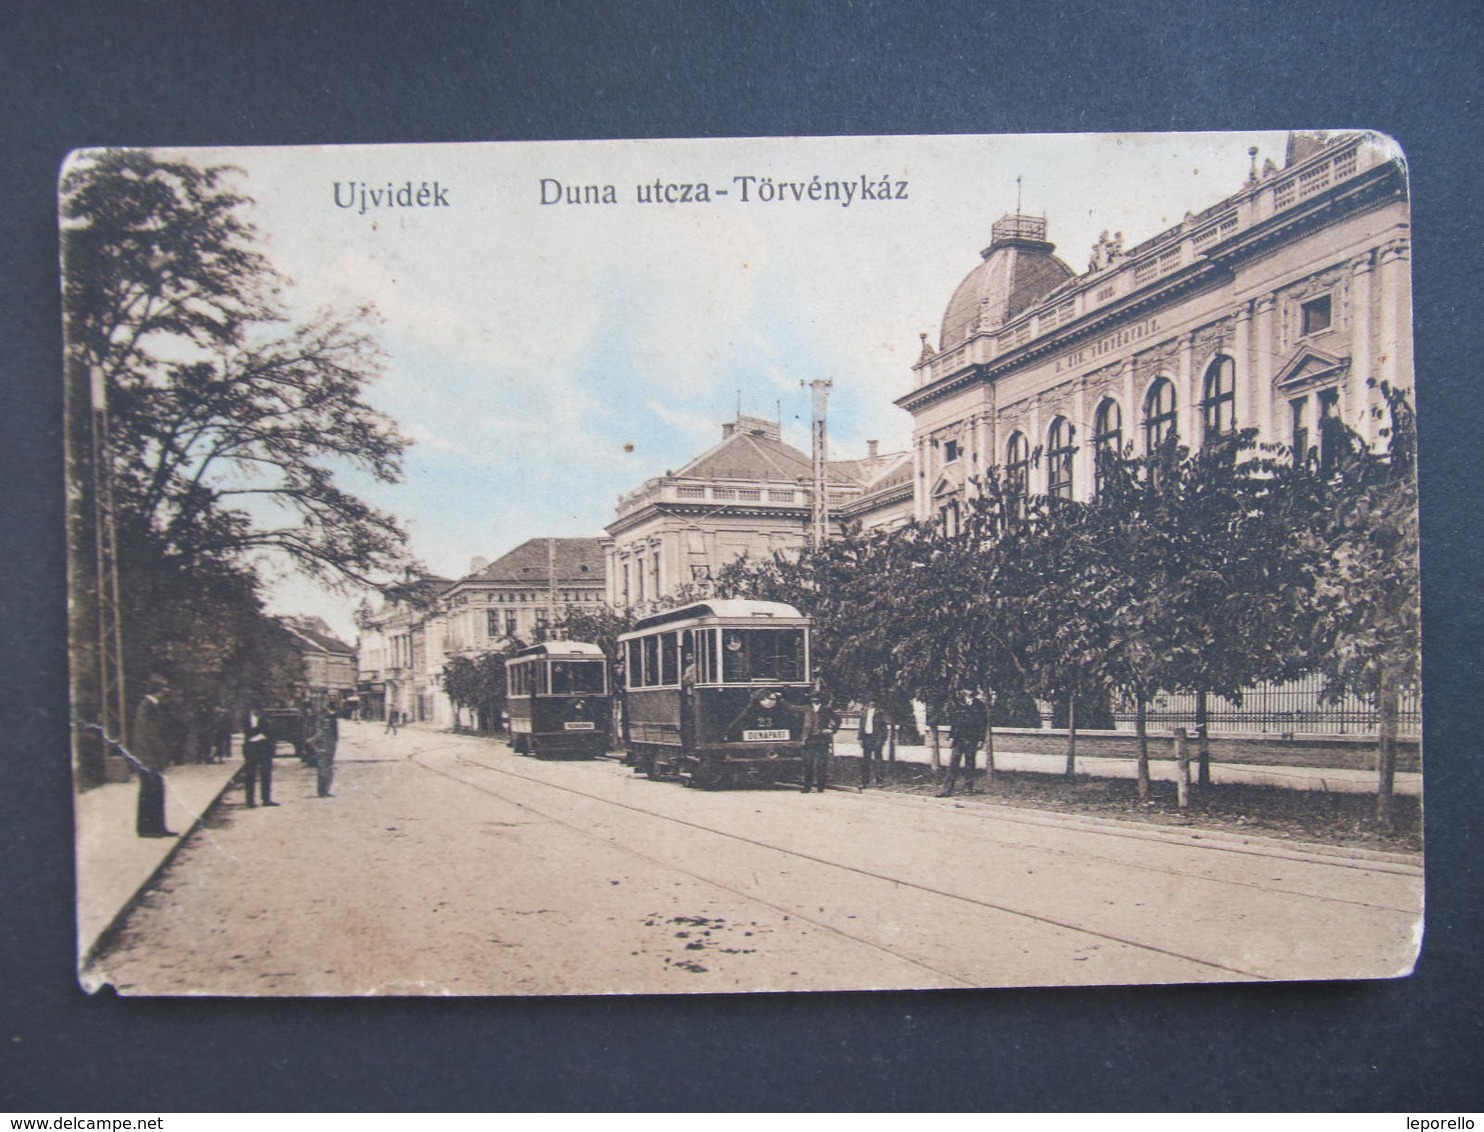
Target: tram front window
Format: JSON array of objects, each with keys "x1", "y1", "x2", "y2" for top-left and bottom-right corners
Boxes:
[
  {"x1": 721, "y1": 629, "x2": 805, "y2": 682},
  {"x1": 549, "y1": 661, "x2": 606, "y2": 694}
]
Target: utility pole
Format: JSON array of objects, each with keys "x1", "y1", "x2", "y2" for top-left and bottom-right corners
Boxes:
[
  {"x1": 808, "y1": 379, "x2": 832, "y2": 549},
  {"x1": 68, "y1": 358, "x2": 128, "y2": 785},
  {"x1": 547, "y1": 537, "x2": 561, "y2": 639}
]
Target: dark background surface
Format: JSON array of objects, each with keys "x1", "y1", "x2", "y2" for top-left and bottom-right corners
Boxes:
[{"x1": 2, "y1": 0, "x2": 1481, "y2": 1112}]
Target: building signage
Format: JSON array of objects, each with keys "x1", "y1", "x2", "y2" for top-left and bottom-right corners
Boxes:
[{"x1": 1053, "y1": 316, "x2": 1160, "y2": 374}]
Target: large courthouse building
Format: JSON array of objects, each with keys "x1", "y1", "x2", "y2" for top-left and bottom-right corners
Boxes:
[{"x1": 901, "y1": 132, "x2": 1411, "y2": 526}]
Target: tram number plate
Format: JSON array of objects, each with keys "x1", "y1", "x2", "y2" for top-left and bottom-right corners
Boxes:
[
  {"x1": 742, "y1": 729, "x2": 790, "y2": 742},
  {"x1": 563, "y1": 722, "x2": 596, "y2": 730}
]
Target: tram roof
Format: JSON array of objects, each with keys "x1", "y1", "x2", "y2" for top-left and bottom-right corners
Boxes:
[
  {"x1": 510, "y1": 641, "x2": 608, "y2": 660},
  {"x1": 625, "y1": 599, "x2": 808, "y2": 634}
]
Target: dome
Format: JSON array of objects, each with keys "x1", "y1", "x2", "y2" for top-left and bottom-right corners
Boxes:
[{"x1": 939, "y1": 214, "x2": 1074, "y2": 350}]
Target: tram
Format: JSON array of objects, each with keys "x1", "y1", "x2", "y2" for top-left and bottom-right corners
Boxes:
[
  {"x1": 618, "y1": 599, "x2": 814, "y2": 788},
  {"x1": 505, "y1": 641, "x2": 613, "y2": 758}
]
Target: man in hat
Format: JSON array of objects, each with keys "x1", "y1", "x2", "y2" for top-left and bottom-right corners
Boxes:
[
  {"x1": 797, "y1": 689, "x2": 839, "y2": 794},
  {"x1": 241, "y1": 696, "x2": 280, "y2": 807},
  {"x1": 132, "y1": 674, "x2": 176, "y2": 838}
]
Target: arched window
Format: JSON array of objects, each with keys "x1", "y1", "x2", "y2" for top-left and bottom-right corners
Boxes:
[
  {"x1": 1047, "y1": 417, "x2": 1074, "y2": 500},
  {"x1": 1094, "y1": 398, "x2": 1122, "y2": 490},
  {"x1": 1006, "y1": 431, "x2": 1029, "y2": 514},
  {"x1": 1201, "y1": 355, "x2": 1236, "y2": 442},
  {"x1": 1144, "y1": 377, "x2": 1177, "y2": 454}
]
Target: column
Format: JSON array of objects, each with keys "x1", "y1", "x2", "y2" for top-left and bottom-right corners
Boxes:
[
  {"x1": 1229, "y1": 304, "x2": 1252, "y2": 444},
  {"x1": 1253, "y1": 295, "x2": 1277, "y2": 441},
  {"x1": 912, "y1": 436, "x2": 928, "y2": 521},
  {"x1": 1377, "y1": 238, "x2": 1412, "y2": 416},
  {"x1": 1072, "y1": 377, "x2": 1091, "y2": 500},
  {"x1": 1349, "y1": 252, "x2": 1375, "y2": 444},
  {"x1": 1177, "y1": 333, "x2": 1195, "y2": 447}
]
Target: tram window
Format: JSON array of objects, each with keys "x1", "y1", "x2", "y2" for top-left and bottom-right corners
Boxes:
[
  {"x1": 626, "y1": 639, "x2": 643, "y2": 687},
  {"x1": 643, "y1": 635, "x2": 660, "y2": 687},
  {"x1": 696, "y1": 628, "x2": 718, "y2": 683},
  {"x1": 722, "y1": 628, "x2": 805, "y2": 682},
  {"x1": 550, "y1": 661, "x2": 606, "y2": 694},
  {"x1": 660, "y1": 633, "x2": 679, "y2": 685}
]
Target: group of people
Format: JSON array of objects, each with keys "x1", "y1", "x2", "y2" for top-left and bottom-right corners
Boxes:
[
  {"x1": 756, "y1": 687, "x2": 990, "y2": 796},
  {"x1": 130, "y1": 675, "x2": 343, "y2": 838}
]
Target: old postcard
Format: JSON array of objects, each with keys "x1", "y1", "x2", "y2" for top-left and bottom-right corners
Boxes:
[{"x1": 65, "y1": 133, "x2": 1420, "y2": 996}]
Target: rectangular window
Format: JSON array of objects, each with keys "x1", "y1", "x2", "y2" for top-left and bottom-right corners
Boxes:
[
  {"x1": 721, "y1": 628, "x2": 806, "y2": 683},
  {"x1": 626, "y1": 639, "x2": 642, "y2": 688},
  {"x1": 1291, "y1": 397, "x2": 1310, "y2": 467},
  {"x1": 943, "y1": 439, "x2": 960, "y2": 463},
  {"x1": 698, "y1": 628, "x2": 718, "y2": 684},
  {"x1": 1301, "y1": 294, "x2": 1332, "y2": 336},
  {"x1": 486, "y1": 609, "x2": 499, "y2": 637},
  {"x1": 504, "y1": 610, "x2": 517, "y2": 637},
  {"x1": 660, "y1": 632, "x2": 679, "y2": 686},
  {"x1": 642, "y1": 635, "x2": 660, "y2": 687},
  {"x1": 1317, "y1": 388, "x2": 1341, "y2": 473}
]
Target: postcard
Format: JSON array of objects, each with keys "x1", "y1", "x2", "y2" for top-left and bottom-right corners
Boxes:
[{"x1": 64, "y1": 133, "x2": 1420, "y2": 995}]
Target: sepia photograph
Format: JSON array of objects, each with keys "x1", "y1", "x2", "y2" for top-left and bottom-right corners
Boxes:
[{"x1": 63, "y1": 131, "x2": 1421, "y2": 998}]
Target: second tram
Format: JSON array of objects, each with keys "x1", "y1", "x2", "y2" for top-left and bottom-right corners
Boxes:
[
  {"x1": 618, "y1": 599, "x2": 814, "y2": 788},
  {"x1": 506, "y1": 641, "x2": 613, "y2": 758}
]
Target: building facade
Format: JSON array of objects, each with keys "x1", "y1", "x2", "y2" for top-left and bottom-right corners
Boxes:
[
  {"x1": 354, "y1": 576, "x2": 450, "y2": 724},
  {"x1": 440, "y1": 538, "x2": 608, "y2": 655},
  {"x1": 899, "y1": 132, "x2": 1412, "y2": 525},
  {"x1": 605, "y1": 414, "x2": 912, "y2": 610},
  {"x1": 280, "y1": 616, "x2": 358, "y2": 704}
]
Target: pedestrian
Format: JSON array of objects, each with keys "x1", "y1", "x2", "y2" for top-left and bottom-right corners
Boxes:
[
  {"x1": 857, "y1": 698, "x2": 889, "y2": 789},
  {"x1": 131, "y1": 673, "x2": 176, "y2": 838},
  {"x1": 941, "y1": 690, "x2": 989, "y2": 796},
  {"x1": 798, "y1": 691, "x2": 839, "y2": 794},
  {"x1": 208, "y1": 704, "x2": 233, "y2": 764},
  {"x1": 313, "y1": 705, "x2": 339, "y2": 798},
  {"x1": 384, "y1": 708, "x2": 399, "y2": 736},
  {"x1": 241, "y1": 702, "x2": 280, "y2": 807}
]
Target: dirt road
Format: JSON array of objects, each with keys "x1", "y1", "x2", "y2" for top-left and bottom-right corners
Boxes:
[{"x1": 87, "y1": 722, "x2": 1423, "y2": 996}]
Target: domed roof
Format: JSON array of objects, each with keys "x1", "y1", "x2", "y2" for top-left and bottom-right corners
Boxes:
[{"x1": 939, "y1": 214, "x2": 1074, "y2": 350}]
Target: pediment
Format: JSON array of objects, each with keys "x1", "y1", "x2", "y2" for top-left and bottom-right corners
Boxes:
[
  {"x1": 1274, "y1": 345, "x2": 1348, "y2": 392},
  {"x1": 931, "y1": 468, "x2": 965, "y2": 499}
]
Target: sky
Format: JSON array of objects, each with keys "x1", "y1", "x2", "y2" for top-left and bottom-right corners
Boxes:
[{"x1": 146, "y1": 132, "x2": 1295, "y2": 640}]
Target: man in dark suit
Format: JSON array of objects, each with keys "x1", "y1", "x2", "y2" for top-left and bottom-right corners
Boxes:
[
  {"x1": 940, "y1": 690, "x2": 989, "y2": 796},
  {"x1": 798, "y1": 691, "x2": 839, "y2": 794},
  {"x1": 132, "y1": 673, "x2": 176, "y2": 838},
  {"x1": 241, "y1": 702, "x2": 280, "y2": 807}
]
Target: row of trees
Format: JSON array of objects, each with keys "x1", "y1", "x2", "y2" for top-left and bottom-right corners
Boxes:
[
  {"x1": 65, "y1": 150, "x2": 415, "y2": 779},
  {"x1": 714, "y1": 396, "x2": 1418, "y2": 826}
]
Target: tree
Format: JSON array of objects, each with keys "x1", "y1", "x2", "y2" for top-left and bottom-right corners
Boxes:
[
  {"x1": 62, "y1": 149, "x2": 414, "y2": 750},
  {"x1": 1308, "y1": 384, "x2": 1420, "y2": 829}
]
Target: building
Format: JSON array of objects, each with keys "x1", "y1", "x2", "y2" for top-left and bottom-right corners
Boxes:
[
  {"x1": 899, "y1": 132, "x2": 1411, "y2": 527},
  {"x1": 605, "y1": 413, "x2": 912, "y2": 610},
  {"x1": 280, "y1": 615, "x2": 358, "y2": 704},
  {"x1": 440, "y1": 537, "x2": 608, "y2": 654},
  {"x1": 354, "y1": 575, "x2": 450, "y2": 723}
]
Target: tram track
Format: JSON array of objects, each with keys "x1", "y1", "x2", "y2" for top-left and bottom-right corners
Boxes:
[{"x1": 407, "y1": 738, "x2": 1284, "y2": 983}]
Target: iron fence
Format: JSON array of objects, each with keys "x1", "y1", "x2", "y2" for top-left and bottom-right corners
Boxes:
[{"x1": 1046, "y1": 674, "x2": 1420, "y2": 738}]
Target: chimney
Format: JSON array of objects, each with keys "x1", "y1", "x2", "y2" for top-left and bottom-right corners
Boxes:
[
  {"x1": 470, "y1": 556, "x2": 490, "y2": 575},
  {"x1": 867, "y1": 439, "x2": 879, "y2": 459},
  {"x1": 722, "y1": 422, "x2": 736, "y2": 438}
]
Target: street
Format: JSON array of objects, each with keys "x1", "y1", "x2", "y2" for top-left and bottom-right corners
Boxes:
[{"x1": 88, "y1": 721, "x2": 1424, "y2": 996}]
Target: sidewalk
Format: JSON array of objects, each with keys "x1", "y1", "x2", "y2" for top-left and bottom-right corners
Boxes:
[
  {"x1": 75, "y1": 759, "x2": 243, "y2": 970},
  {"x1": 828, "y1": 736, "x2": 1421, "y2": 796}
]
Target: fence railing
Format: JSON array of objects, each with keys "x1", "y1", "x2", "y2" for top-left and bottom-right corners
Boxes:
[{"x1": 1048, "y1": 675, "x2": 1420, "y2": 738}]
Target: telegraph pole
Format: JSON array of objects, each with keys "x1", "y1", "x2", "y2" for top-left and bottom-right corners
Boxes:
[{"x1": 808, "y1": 379, "x2": 832, "y2": 549}]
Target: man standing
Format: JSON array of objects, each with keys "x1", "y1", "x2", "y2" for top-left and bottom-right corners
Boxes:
[
  {"x1": 241, "y1": 702, "x2": 280, "y2": 807},
  {"x1": 799, "y1": 691, "x2": 839, "y2": 794},
  {"x1": 313, "y1": 704, "x2": 339, "y2": 798},
  {"x1": 940, "y1": 690, "x2": 988, "y2": 797},
  {"x1": 132, "y1": 674, "x2": 176, "y2": 838},
  {"x1": 857, "y1": 699, "x2": 889, "y2": 789}
]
